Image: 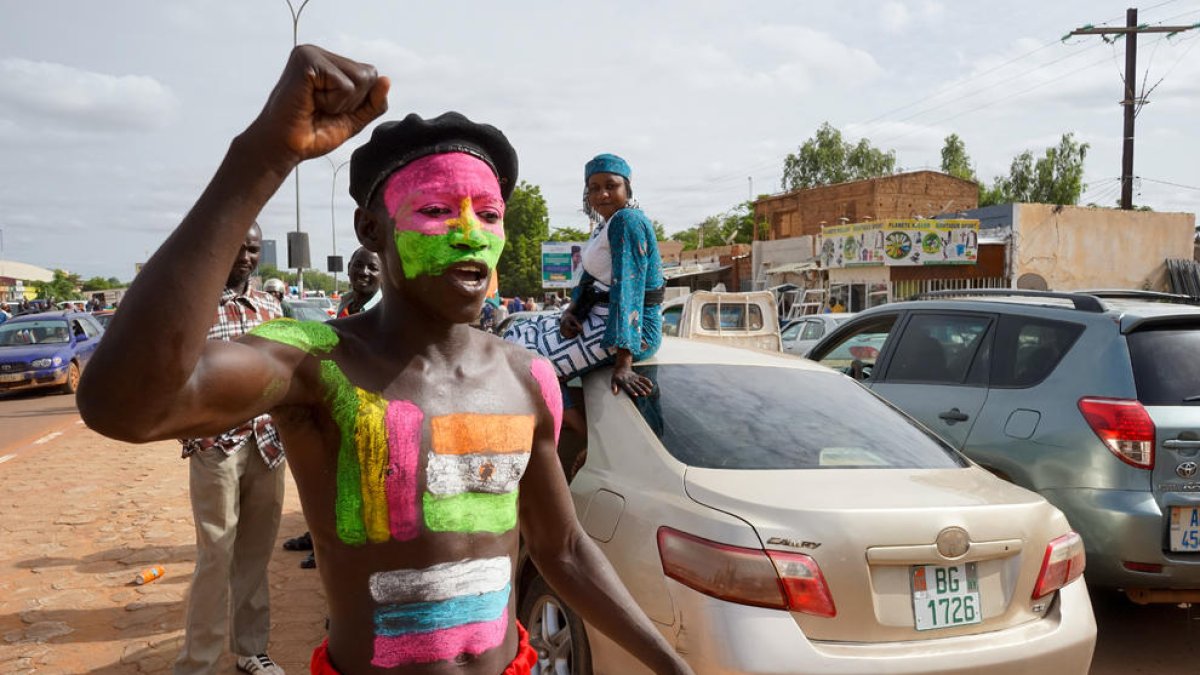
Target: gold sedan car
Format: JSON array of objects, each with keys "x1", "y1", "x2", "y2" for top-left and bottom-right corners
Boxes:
[{"x1": 517, "y1": 338, "x2": 1096, "y2": 675}]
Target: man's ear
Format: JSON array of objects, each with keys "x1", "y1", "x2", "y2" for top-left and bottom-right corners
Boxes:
[{"x1": 355, "y1": 206, "x2": 386, "y2": 254}]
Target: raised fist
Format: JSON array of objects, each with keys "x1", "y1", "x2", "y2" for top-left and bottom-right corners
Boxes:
[{"x1": 249, "y1": 45, "x2": 390, "y2": 164}]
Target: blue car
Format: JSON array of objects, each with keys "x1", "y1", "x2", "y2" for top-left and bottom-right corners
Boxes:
[{"x1": 0, "y1": 311, "x2": 105, "y2": 395}]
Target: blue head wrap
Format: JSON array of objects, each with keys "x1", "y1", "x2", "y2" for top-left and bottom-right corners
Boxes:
[{"x1": 585, "y1": 153, "x2": 631, "y2": 181}]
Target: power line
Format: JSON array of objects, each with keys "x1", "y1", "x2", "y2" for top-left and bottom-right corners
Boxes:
[{"x1": 1137, "y1": 176, "x2": 1200, "y2": 191}]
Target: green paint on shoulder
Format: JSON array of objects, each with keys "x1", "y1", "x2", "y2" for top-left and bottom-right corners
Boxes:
[{"x1": 250, "y1": 318, "x2": 339, "y2": 355}]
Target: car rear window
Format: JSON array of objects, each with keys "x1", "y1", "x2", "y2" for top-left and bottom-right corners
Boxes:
[
  {"x1": 1128, "y1": 327, "x2": 1200, "y2": 406},
  {"x1": 632, "y1": 364, "x2": 967, "y2": 470},
  {"x1": 699, "y1": 303, "x2": 763, "y2": 331}
]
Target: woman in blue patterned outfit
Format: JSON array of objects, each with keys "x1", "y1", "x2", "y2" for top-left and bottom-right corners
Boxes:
[{"x1": 505, "y1": 153, "x2": 664, "y2": 404}]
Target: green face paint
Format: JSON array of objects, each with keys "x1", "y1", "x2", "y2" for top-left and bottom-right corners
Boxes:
[
  {"x1": 250, "y1": 318, "x2": 339, "y2": 355},
  {"x1": 393, "y1": 230, "x2": 505, "y2": 280}
]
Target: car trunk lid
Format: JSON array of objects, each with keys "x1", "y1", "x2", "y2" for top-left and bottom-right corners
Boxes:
[{"x1": 683, "y1": 466, "x2": 1070, "y2": 642}]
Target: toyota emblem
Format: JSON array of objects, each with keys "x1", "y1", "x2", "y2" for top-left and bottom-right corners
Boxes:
[{"x1": 1178, "y1": 462, "x2": 1198, "y2": 479}]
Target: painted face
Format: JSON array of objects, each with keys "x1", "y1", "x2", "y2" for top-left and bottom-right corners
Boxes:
[
  {"x1": 586, "y1": 172, "x2": 629, "y2": 221},
  {"x1": 382, "y1": 153, "x2": 505, "y2": 299}
]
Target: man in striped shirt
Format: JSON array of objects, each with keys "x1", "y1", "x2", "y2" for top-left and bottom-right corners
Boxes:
[{"x1": 176, "y1": 222, "x2": 288, "y2": 675}]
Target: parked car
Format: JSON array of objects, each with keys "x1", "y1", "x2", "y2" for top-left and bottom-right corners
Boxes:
[
  {"x1": 517, "y1": 337, "x2": 1095, "y2": 674},
  {"x1": 0, "y1": 311, "x2": 105, "y2": 395},
  {"x1": 282, "y1": 299, "x2": 333, "y2": 323},
  {"x1": 807, "y1": 289, "x2": 1200, "y2": 602},
  {"x1": 304, "y1": 295, "x2": 337, "y2": 318},
  {"x1": 91, "y1": 309, "x2": 115, "y2": 330},
  {"x1": 780, "y1": 313, "x2": 856, "y2": 356},
  {"x1": 660, "y1": 290, "x2": 781, "y2": 351}
]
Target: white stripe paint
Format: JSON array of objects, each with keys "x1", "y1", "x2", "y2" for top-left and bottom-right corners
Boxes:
[
  {"x1": 0, "y1": 454, "x2": 15, "y2": 464},
  {"x1": 425, "y1": 453, "x2": 530, "y2": 496},
  {"x1": 370, "y1": 556, "x2": 511, "y2": 604},
  {"x1": 33, "y1": 432, "x2": 62, "y2": 445}
]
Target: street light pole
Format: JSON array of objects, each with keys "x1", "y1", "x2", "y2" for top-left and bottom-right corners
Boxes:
[
  {"x1": 285, "y1": 0, "x2": 311, "y2": 294},
  {"x1": 327, "y1": 156, "x2": 350, "y2": 294}
]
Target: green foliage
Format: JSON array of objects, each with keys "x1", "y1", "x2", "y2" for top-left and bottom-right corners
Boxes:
[
  {"x1": 940, "y1": 134, "x2": 977, "y2": 183},
  {"x1": 782, "y1": 122, "x2": 897, "y2": 191},
  {"x1": 257, "y1": 264, "x2": 342, "y2": 294},
  {"x1": 496, "y1": 181, "x2": 550, "y2": 297},
  {"x1": 547, "y1": 226, "x2": 589, "y2": 242},
  {"x1": 80, "y1": 276, "x2": 125, "y2": 291},
  {"x1": 32, "y1": 269, "x2": 83, "y2": 301},
  {"x1": 981, "y1": 133, "x2": 1089, "y2": 206},
  {"x1": 670, "y1": 202, "x2": 763, "y2": 251},
  {"x1": 651, "y1": 220, "x2": 668, "y2": 241}
]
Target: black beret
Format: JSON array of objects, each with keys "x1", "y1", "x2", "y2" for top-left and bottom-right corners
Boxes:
[{"x1": 349, "y1": 112, "x2": 518, "y2": 206}]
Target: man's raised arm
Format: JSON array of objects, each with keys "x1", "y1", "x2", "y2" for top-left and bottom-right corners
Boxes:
[{"x1": 78, "y1": 46, "x2": 389, "y2": 442}]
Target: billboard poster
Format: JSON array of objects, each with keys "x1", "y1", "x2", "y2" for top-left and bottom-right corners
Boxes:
[
  {"x1": 541, "y1": 242, "x2": 584, "y2": 289},
  {"x1": 820, "y1": 219, "x2": 979, "y2": 269}
]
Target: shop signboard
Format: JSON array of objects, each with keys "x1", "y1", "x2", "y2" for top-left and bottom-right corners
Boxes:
[
  {"x1": 820, "y1": 219, "x2": 979, "y2": 269},
  {"x1": 541, "y1": 242, "x2": 585, "y2": 289}
]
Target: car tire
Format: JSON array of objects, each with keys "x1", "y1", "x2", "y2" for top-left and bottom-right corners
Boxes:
[
  {"x1": 519, "y1": 575, "x2": 592, "y2": 675},
  {"x1": 60, "y1": 362, "x2": 80, "y2": 395}
]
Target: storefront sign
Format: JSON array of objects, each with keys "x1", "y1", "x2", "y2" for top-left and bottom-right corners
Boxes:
[{"x1": 819, "y1": 219, "x2": 979, "y2": 269}]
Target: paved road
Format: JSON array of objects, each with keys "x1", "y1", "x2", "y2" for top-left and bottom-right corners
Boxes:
[
  {"x1": 1, "y1": 393, "x2": 1199, "y2": 673},
  {"x1": 0, "y1": 390, "x2": 83, "y2": 459}
]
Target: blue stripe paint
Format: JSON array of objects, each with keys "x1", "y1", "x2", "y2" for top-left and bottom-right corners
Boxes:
[{"x1": 373, "y1": 585, "x2": 510, "y2": 637}]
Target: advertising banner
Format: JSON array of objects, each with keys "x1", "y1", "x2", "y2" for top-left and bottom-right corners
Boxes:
[
  {"x1": 820, "y1": 219, "x2": 979, "y2": 269},
  {"x1": 541, "y1": 242, "x2": 584, "y2": 289}
]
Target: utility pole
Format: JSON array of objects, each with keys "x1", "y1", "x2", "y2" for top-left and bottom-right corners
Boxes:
[
  {"x1": 285, "y1": 0, "x2": 311, "y2": 293},
  {"x1": 1069, "y1": 8, "x2": 1198, "y2": 209}
]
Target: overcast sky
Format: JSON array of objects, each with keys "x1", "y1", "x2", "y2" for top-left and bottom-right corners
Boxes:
[{"x1": 2, "y1": 0, "x2": 1198, "y2": 280}]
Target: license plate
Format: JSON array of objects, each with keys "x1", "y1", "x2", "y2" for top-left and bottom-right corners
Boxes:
[
  {"x1": 1169, "y1": 507, "x2": 1200, "y2": 552},
  {"x1": 0, "y1": 372, "x2": 25, "y2": 383},
  {"x1": 911, "y1": 563, "x2": 981, "y2": 631}
]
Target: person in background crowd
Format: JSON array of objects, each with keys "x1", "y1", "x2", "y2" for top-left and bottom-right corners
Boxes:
[
  {"x1": 508, "y1": 295, "x2": 524, "y2": 314},
  {"x1": 504, "y1": 153, "x2": 664, "y2": 441},
  {"x1": 263, "y1": 278, "x2": 287, "y2": 303},
  {"x1": 335, "y1": 247, "x2": 382, "y2": 317}
]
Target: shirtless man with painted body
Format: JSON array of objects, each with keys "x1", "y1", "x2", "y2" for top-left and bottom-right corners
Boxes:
[{"x1": 78, "y1": 45, "x2": 693, "y2": 675}]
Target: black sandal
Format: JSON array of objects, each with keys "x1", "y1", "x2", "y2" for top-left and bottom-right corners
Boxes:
[
  {"x1": 300, "y1": 552, "x2": 317, "y2": 569},
  {"x1": 283, "y1": 531, "x2": 313, "y2": 551}
]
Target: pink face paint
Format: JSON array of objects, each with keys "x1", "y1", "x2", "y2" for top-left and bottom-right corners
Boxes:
[
  {"x1": 382, "y1": 153, "x2": 506, "y2": 238},
  {"x1": 385, "y1": 400, "x2": 424, "y2": 542},
  {"x1": 529, "y1": 358, "x2": 563, "y2": 445},
  {"x1": 371, "y1": 607, "x2": 510, "y2": 667}
]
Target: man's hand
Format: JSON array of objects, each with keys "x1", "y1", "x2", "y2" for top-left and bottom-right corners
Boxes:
[{"x1": 246, "y1": 45, "x2": 390, "y2": 166}]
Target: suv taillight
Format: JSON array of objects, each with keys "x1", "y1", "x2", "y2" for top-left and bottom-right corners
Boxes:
[
  {"x1": 1077, "y1": 397, "x2": 1156, "y2": 469},
  {"x1": 1032, "y1": 531, "x2": 1086, "y2": 599},
  {"x1": 657, "y1": 527, "x2": 836, "y2": 617}
]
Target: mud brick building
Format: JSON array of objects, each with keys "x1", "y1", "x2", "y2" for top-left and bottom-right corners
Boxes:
[{"x1": 754, "y1": 171, "x2": 979, "y2": 240}]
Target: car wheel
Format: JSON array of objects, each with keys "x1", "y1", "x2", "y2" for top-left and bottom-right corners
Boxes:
[
  {"x1": 519, "y1": 575, "x2": 592, "y2": 675},
  {"x1": 60, "y1": 362, "x2": 80, "y2": 395}
]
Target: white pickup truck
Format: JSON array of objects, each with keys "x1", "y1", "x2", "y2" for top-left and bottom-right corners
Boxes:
[{"x1": 660, "y1": 290, "x2": 782, "y2": 352}]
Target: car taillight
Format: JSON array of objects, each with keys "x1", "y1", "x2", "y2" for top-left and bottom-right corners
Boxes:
[
  {"x1": 656, "y1": 526, "x2": 836, "y2": 617},
  {"x1": 1032, "y1": 531, "x2": 1086, "y2": 599},
  {"x1": 1078, "y1": 397, "x2": 1156, "y2": 469}
]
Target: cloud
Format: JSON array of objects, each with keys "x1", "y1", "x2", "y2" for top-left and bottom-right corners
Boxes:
[
  {"x1": 0, "y1": 59, "x2": 177, "y2": 133},
  {"x1": 880, "y1": 2, "x2": 912, "y2": 34}
]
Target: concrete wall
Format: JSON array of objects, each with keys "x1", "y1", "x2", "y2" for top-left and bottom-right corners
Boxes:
[
  {"x1": 752, "y1": 236, "x2": 817, "y2": 284},
  {"x1": 754, "y1": 171, "x2": 979, "y2": 239},
  {"x1": 1013, "y1": 204, "x2": 1196, "y2": 291}
]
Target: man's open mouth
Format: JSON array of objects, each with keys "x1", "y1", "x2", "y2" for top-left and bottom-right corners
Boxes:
[{"x1": 446, "y1": 261, "x2": 489, "y2": 293}]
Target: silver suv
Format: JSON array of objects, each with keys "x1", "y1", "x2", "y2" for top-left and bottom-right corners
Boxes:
[{"x1": 808, "y1": 289, "x2": 1200, "y2": 603}]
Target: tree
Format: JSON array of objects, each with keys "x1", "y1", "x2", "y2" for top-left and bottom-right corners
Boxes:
[
  {"x1": 781, "y1": 122, "x2": 897, "y2": 191},
  {"x1": 980, "y1": 133, "x2": 1089, "y2": 207},
  {"x1": 670, "y1": 202, "x2": 765, "y2": 251},
  {"x1": 496, "y1": 181, "x2": 550, "y2": 298},
  {"x1": 547, "y1": 226, "x2": 589, "y2": 242},
  {"x1": 32, "y1": 269, "x2": 83, "y2": 301},
  {"x1": 940, "y1": 134, "x2": 977, "y2": 183},
  {"x1": 81, "y1": 276, "x2": 126, "y2": 291},
  {"x1": 651, "y1": 220, "x2": 668, "y2": 241}
]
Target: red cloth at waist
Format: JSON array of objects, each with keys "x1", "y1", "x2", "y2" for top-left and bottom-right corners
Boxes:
[{"x1": 310, "y1": 620, "x2": 537, "y2": 675}]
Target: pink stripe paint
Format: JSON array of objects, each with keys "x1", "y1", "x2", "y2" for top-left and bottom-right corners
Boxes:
[
  {"x1": 530, "y1": 358, "x2": 563, "y2": 444},
  {"x1": 385, "y1": 400, "x2": 424, "y2": 541},
  {"x1": 371, "y1": 608, "x2": 509, "y2": 667}
]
